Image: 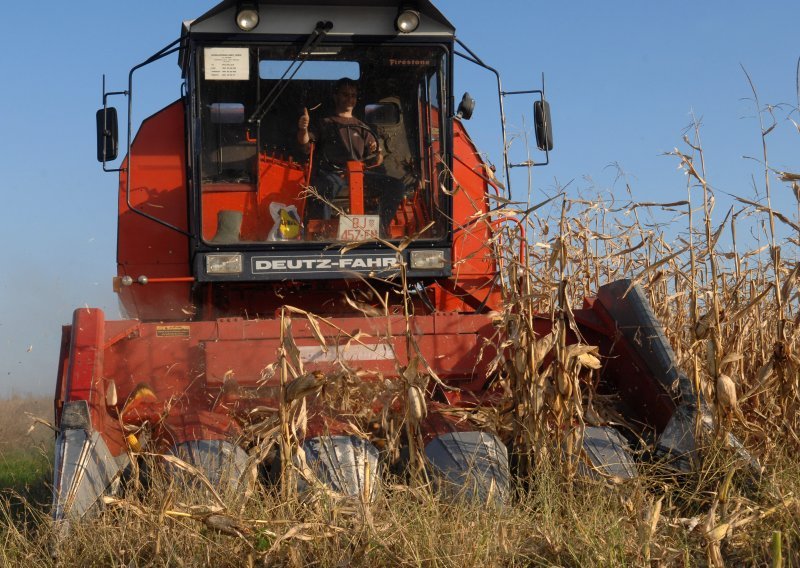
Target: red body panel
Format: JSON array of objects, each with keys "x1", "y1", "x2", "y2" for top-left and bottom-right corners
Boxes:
[
  {"x1": 57, "y1": 310, "x2": 502, "y2": 454},
  {"x1": 117, "y1": 100, "x2": 191, "y2": 321},
  {"x1": 115, "y1": 103, "x2": 501, "y2": 321},
  {"x1": 445, "y1": 121, "x2": 502, "y2": 312},
  {"x1": 55, "y1": 310, "x2": 127, "y2": 456},
  {"x1": 577, "y1": 299, "x2": 676, "y2": 431},
  {"x1": 56, "y1": 301, "x2": 678, "y2": 457},
  {"x1": 201, "y1": 154, "x2": 307, "y2": 242}
]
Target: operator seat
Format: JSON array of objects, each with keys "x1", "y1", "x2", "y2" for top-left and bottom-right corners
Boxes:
[{"x1": 367, "y1": 96, "x2": 417, "y2": 192}]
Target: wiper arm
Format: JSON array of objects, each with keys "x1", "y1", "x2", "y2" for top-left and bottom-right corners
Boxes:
[{"x1": 248, "y1": 20, "x2": 333, "y2": 124}]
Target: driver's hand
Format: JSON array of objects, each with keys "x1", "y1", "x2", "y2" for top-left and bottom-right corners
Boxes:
[
  {"x1": 298, "y1": 107, "x2": 310, "y2": 131},
  {"x1": 368, "y1": 141, "x2": 384, "y2": 166},
  {"x1": 369, "y1": 140, "x2": 383, "y2": 167}
]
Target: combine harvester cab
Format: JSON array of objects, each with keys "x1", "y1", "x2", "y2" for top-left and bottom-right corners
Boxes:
[{"x1": 54, "y1": 0, "x2": 712, "y2": 523}]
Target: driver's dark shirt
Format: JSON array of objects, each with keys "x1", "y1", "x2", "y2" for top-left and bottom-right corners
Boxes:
[{"x1": 310, "y1": 116, "x2": 378, "y2": 167}]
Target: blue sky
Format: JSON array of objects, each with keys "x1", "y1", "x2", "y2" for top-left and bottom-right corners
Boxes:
[{"x1": 1, "y1": 1, "x2": 797, "y2": 396}]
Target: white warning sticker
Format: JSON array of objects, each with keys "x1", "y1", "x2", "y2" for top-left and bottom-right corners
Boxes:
[
  {"x1": 204, "y1": 47, "x2": 250, "y2": 81},
  {"x1": 298, "y1": 344, "x2": 395, "y2": 363}
]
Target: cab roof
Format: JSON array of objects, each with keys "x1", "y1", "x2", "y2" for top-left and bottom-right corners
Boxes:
[
  {"x1": 179, "y1": 1, "x2": 455, "y2": 73},
  {"x1": 182, "y1": 0, "x2": 454, "y2": 38}
]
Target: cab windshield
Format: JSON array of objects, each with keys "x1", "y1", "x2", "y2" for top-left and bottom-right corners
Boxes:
[{"x1": 197, "y1": 44, "x2": 447, "y2": 245}]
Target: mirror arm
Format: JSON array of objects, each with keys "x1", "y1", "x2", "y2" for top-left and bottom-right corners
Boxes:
[
  {"x1": 455, "y1": 38, "x2": 511, "y2": 198},
  {"x1": 502, "y1": 78, "x2": 552, "y2": 167},
  {"x1": 100, "y1": 74, "x2": 128, "y2": 172},
  {"x1": 124, "y1": 39, "x2": 192, "y2": 237}
]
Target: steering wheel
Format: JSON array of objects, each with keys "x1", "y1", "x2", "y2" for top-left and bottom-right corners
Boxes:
[{"x1": 321, "y1": 122, "x2": 382, "y2": 167}]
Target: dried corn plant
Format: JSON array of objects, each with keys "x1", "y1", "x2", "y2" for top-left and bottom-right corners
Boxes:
[{"x1": 5, "y1": 86, "x2": 800, "y2": 567}]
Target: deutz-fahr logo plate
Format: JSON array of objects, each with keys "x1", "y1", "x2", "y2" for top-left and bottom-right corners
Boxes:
[{"x1": 251, "y1": 253, "x2": 399, "y2": 275}]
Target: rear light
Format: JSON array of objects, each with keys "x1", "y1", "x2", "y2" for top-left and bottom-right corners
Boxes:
[
  {"x1": 206, "y1": 253, "x2": 243, "y2": 274},
  {"x1": 410, "y1": 250, "x2": 445, "y2": 270}
]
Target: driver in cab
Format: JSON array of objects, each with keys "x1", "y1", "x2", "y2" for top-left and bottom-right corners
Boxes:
[{"x1": 297, "y1": 78, "x2": 403, "y2": 235}]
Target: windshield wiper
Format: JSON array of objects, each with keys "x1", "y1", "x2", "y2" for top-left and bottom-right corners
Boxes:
[{"x1": 248, "y1": 20, "x2": 333, "y2": 124}]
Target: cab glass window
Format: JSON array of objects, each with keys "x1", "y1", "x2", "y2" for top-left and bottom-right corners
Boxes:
[{"x1": 197, "y1": 44, "x2": 447, "y2": 245}]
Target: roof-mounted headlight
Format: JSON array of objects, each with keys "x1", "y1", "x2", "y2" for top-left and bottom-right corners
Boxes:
[
  {"x1": 395, "y1": 9, "x2": 420, "y2": 33},
  {"x1": 236, "y1": 2, "x2": 260, "y2": 31}
]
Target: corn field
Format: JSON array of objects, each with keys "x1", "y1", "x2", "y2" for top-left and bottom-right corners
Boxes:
[{"x1": 3, "y1": 104, "x2": 800, "y2": 567}]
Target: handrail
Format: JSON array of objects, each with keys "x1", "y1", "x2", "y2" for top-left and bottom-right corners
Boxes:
[{"x1": 125, "y1": 38, "x2": 191, "y2": 237}]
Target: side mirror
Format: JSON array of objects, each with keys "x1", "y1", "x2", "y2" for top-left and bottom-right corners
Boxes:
[
  {"x1": 534, "y1": 100, "x2": 553, "y2": 151},
  {"x1": 457, "y1": 92, "x2": 475, "y2": 120},
  {"x1": 96, "y1": 107, "x2": 118, "y2": 162}
]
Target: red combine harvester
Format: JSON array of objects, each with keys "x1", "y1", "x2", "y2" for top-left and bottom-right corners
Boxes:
[{"x1": 53, "y1": 0, "x2": 703, "y2": 522}]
